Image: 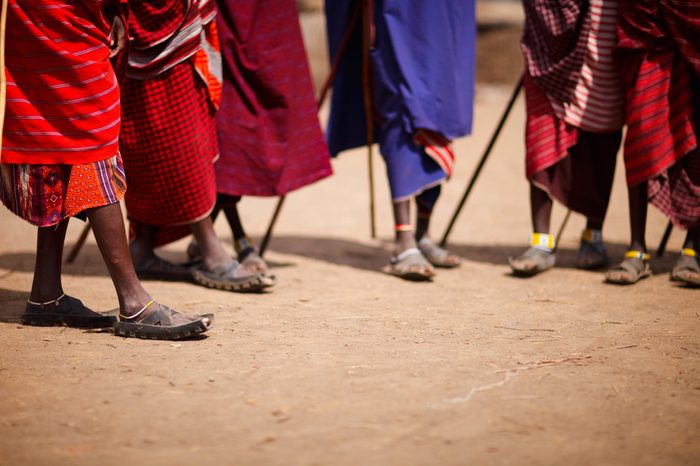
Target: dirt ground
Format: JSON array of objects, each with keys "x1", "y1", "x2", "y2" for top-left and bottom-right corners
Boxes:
[{"x1": 0, "y1": 8, "x2": 698, "y2": 466}]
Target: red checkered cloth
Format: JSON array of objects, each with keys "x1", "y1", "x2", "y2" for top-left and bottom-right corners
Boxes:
[
  {"x1": 0, "y1": 154, "x2": 126, "y2": 227},
  {"x1": 618, "y1": 0, "x2": 700, "y2": 229},
  {"x1": 521, "y1": 0, "x2": 590, "y2": 104},
  {"x1": 120, "y1": 60, "x2": 218, "y2": 247},
  {"x1": 214, "y1": 0, "x2": 332, "y2": 197}
]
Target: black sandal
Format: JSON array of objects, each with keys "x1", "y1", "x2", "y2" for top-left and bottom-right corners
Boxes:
[
  {"x1": 113, "y1": 300, "x2": 213, "y2": 340},
  {"x1": 21, "y1": 294, "x2": 116, "y2": 328}
]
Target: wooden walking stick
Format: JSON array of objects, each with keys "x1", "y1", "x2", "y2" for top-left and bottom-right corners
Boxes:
[
  {"x1": 656, "y1": 220, "x2": 673, "y2": 258},
  {"x1": 259, "y1": 2, "x2": 368, "y2": 256},
  {"x1": 440, "y1": 75, "x2": 523, "y2": 247},
  {"x1": 554, "y1": 209, "x2": 572, "y2": 251},
  {"x1": 361, "y1": 0, "x2": 377, "y2": 238}
]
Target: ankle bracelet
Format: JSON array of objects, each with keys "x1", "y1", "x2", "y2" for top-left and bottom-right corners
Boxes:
[
  {"x1": 120, "y1": 299, "x2": 156, "y2": 321},
  {"x1": 27, "y1": 293, "x2": 65, "y2": 308},
  {"x1": 530, "y1": 233, "x2": 554, "y2": 252}
]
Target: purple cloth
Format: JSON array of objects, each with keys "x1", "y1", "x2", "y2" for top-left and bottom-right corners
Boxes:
[{"x1": 325, "y1": 0, "x2": 476, "y2": 200}]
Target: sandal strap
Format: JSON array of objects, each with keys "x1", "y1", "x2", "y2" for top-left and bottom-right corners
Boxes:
[
  {"x1": 119, "y1": 299, "x2": 156, "y2": 321},
  {"x1": 624, "y1": 250, "x2": 650, "y2": 261},
  {"x1": 530, "y1": 233, "x2": 554, "y2": 252},
  {"x1": 681, "y1": 248, "x2": 697, "y2": 258},
  {"x1": 391, "y1": 247, "x2": 422, "y2": 264}
]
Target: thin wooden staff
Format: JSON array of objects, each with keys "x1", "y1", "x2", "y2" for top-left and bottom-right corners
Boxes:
[
  {"x1": 440, "y1": 75, "x2": 523, "y2": 248},
  {"x1": 260, "y1": 2, "x2": 367, "y2": 256},
  {"x1": 656, "y1": 220, "x2": 673, "y2": 258},
  {"x1": 554, "y1": 209, "x2": 572, "y2": 252},
  {"x1": 361, "y1": 0, "x2": 376, "y2": 238}
]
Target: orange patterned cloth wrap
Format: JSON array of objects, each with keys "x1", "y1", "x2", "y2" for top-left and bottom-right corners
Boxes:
[{"x1": 0, "y1": 154, "x2": 126, "y2": 227}]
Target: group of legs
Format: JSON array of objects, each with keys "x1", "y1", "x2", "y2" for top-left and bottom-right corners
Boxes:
[{"x1": 512, "y1": 180, "x2": 700, "y2": 287}]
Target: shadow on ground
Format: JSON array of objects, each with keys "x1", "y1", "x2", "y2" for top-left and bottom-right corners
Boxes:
[
  {"x1": 264, "y1": 235, "x2": 681, "y2": 275},
  {"x1": 0, "y1": 236, "x2": 682, "y2": 279}
]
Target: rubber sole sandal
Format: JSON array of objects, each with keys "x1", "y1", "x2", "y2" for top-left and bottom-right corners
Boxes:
[
  {"x1": 113, "y1": 303, "x2": 213, "y2": 340},
  {"x1": 605, "y1": 255, "x2": 651, "y2": 285},
  {"x1": 382, "y1": 247, "x2": 435, "y2": 282},
  {"x1": 509, "y1": 247, "x2": 555, "y2": 277},
  {"x1": 134, "y1": 255, "x2": 193, "y2": 282},
  {"x1": 191, "y1": 262, "x2": 274, "y2": 293},
  {"x1": 417, "y1": 237, "x2": 462, "y2": 268},
  {"x1": 670, "y1": 253, "x2": 700, "y2": 287},
  {"x1": 575, "y1": 240, "x2": 609, "y2": 270},
  {"x1": 21, "y1": 295, "x2": 116, "y2": 328}
]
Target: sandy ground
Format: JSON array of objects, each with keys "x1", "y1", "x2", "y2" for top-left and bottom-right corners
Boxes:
[{"x1": 1, "y1": 9, "x2": 698, "y2": 466}]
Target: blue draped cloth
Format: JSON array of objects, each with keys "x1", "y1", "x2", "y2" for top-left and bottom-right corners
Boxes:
[{"x1": 325, "y1": 0, "x2": 476, "y2": 200}]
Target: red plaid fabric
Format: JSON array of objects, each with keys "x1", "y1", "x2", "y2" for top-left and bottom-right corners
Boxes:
[
  {"x1": 0, "y1": 154, "x2": 126, "y2": 227},
  {"x1": 617, "y1": 0, "x2": 700, "y2": 228},
  {"x1": 521, "y1": 0, "x2": 590, "y2": 104},
  {"x1": 120, "y1": 60, "x2": 218, "y2": 247}
]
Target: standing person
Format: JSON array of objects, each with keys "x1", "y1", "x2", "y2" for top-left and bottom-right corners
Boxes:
[
  {"x1": 120, "y1": 0, "x2": 272, "y2": 292},
  {"x1": 510, "y1": 0, "x2": 623, "y2": 276},
  {"x1": 325, "y1": 0, "x2": 476, "y2": 281},
  {"x1": 1, "y1": 0, "x2": 212, "y2": 339},
  {"x1": 188, "y1": 0, "x2": 333, "y2": 274},
  {"x1": 605, "y1": 0, "x2": 700, "y2": 286}
]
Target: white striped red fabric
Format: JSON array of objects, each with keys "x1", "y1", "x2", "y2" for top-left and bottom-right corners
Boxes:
[
  {"x1": 1, "y1": 0, "x2": 122, "y2": 165},
  {"x1": 547, "y1": 0, "x2": 624, "y2": 133},
  {"x1": 413, "y1": 130, "x2": 455, "y2": 178}
]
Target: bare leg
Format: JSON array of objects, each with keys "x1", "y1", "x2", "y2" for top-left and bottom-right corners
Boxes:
[
  {"x1": 628, "y1": 182, "x2": 648, "y2": 252},
  {"x1": 129, "y1": 222, "x2": 192, "y2": 281},
  {"x1": 30, "y1": 220, "x2": 69, "y2": 303},
  {"x1": 382, "y1": 199, "x2": 434, "y2": 280},
  {"x1": 85, "y1": 203, "x2": 153, "y2": 316},
  {"x1": 393, "y1": 199, "x2": 414, "y2": 252},
  {"x1": 217, "y1": 194, "x2": 246, "y2": 243},
  {"x1": 509, "y1": 184, "x2": 556, "y2": 276},
  {"x1": 530, "y1": 184, "x2": 553, "y2": 233},
  {"x1": 682, "y1": 226, "x2": 698, "y2": 251},
  {"x1": 605, "y1": 182, "x2": 651, "y2": 284},
  {"x1": 189, "y1": 216, "x2": 256, "y2": 278},
  {"x1": 415, "y1": 185, "x2": 461, "y2": 267},
  {"x1": 128, "y1": 221, "x2": 158, "y2": 267}
]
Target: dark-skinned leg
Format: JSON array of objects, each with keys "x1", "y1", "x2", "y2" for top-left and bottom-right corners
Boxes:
[
  {"x1": 509, "y1": 184, "x2": 555, "y2": 276},
  {"x1": 128, "y1": 221, "x2": 158, "y2": 267},
  {"x1": 605, "y1": 182, "x2": 651, "y2": 284},
  {"x1": 531, "y1": 184, "x2": 553, "y2": 234},
  {"x1": 393, "y1": 199, "x2": 414, "y2": 252},
  {"x1": 85, "y1": 203, "x2": 153, "y2": 316},
  {"x1": 30, "y1": 219, "x2": 69, "y2": 303},
  {"x1": 671, "y1": 226, "x2": 700, "y2": 285},
  {"x1": 628, "y1": 182, "x2": 648, "y2": 253},
  {"x1": 384, "y1": 198, "x2": 434, "y2": 280},
  {"x1": 415, "y1": 185, "x2": 461, "y2": 267}
]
